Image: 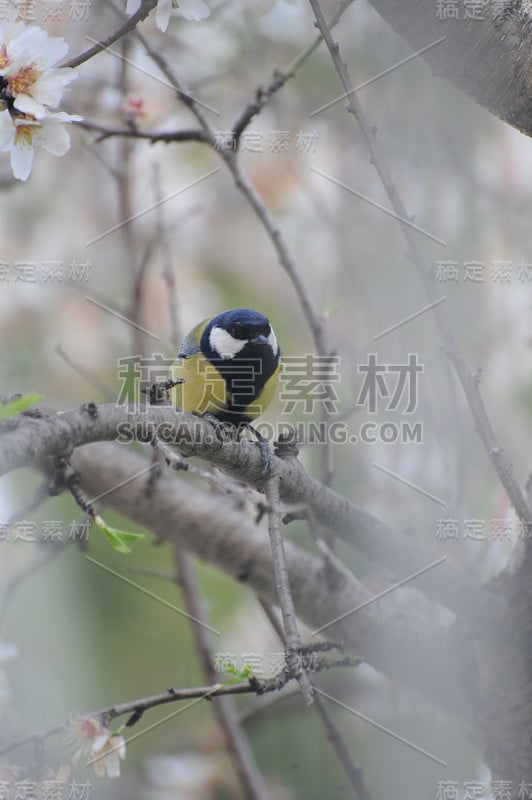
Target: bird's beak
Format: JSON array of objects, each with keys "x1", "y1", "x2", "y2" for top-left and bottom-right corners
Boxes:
[{"x1": 251, "y1": 334, "x2": 269, "y2": 345}]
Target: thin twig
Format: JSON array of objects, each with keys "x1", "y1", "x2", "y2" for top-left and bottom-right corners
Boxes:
[
  {"x1": 174, "y1": 549, "x2": 270, "y2": 800},
  {"x1": 132, "y1": 28, "x2": 329, "y2": 363},
  {"x1": 313, "y1": 692, "x2": 374, "y2": 800},
  {"x1": 226, "y1": 154, "x2": 329, "y2": 358},
  {"x1": 307, "y1": 0, "x2": 532, "y2": 530},
  {"x1": 263, "y1": 475, "x2": 314, "y2": 704},
  {"x1": 231, "y1": 0, "x2": 358, "y2": 143},
  {"x1": 155, "y1": 437, "x2": 264, "y2": 507},
  {"x1": 61, "y1": 0, "x2": 158, "y2": 69},
  {"x1": 260, "y1": 600, "x2": 373, "y2": 800},
  {"x1": 0, "y1": 650, "x2": 357, "y2": 759},
  {"x1": 231, "y1": 69, "x2": 290, "y2": 146},
  {"x1": 77, "y1": 120, "x2": 208, "y2": 145},
  {"x1": 238, "y1": 685, "x2": 301, "y2": 726}
]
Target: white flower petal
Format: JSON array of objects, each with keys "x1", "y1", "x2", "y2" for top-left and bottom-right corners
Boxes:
[
  {"x1": 0, "y1": 22, "x2": 20, "y2": 44},
  {"x1": 10, "y1": 140, "x2": 33, "y2": 181},
  {"x1": 13, "y1": 93, "x2": 46, "y2": 118},
  {"x1": 34, "y1": 36, "x2": 69, "y2": 70},
  {"x1": 93, "y1": 757, "x2": 106, "y2": 778},
  {"x1": 114, "y1": 737, "x2": 126, "y2": 760},
  {"x1": 48, "y1": 110, "x2": 83, "y2": 122},
  {"x1": 0, "y1": 111, "x2": 15, "y2": 149},
  {"x1": 91, "y1": 733, "x2": 109, "y2": 753},
  {"x1": 56, "y1": 67, "x2": 78, "y2": 86},
  {"x1": 126, "y1": 0, "x2": 142, "y2": 13},
  {"x1": 30, "y1": 73, "x2": 70, "y2": 108},
  {"x1": 38, "y1": 120, "x2": 71, "y2": 155},
  {"x1": 178, "y1": 0, "x2": 209, "y2": 20},
  {"x1": 156, "y1": 0, "x2": 172, "y2": 30},
  {"x1": 8, "y1": 25, "x2": 47, "y2": 55},
  {"x1": 104, "y1": 753, "x2": 121, "y2": 779},
  {"x1": 7, "y1": 27, "x2": 48, "y2": 67}
]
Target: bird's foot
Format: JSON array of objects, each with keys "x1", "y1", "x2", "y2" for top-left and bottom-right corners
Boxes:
[
  {"x1": 202, "y1": 413, "x2": 238, "y2": 443},
  {"x1": 243, "y1": 422, "x2": 273, "y2": 477}
]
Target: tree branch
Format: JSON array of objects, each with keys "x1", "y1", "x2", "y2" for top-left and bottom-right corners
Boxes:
[
  {"x1": 132, "y1": 28, "x2": 330, "y2": 361},
  {"x1": 0, "y1": 403, "x2": 502, "y2": 629},
  {"x1": 52, "y1": 440, "x2": 473, "y2": 718},
  {"x1": 61, "y1": 0, "x2": 158, "y2": 69},
  {"x1": 0, "y1": 651, "x2": 360, "y2": 759},
  {"x1": 77, "y1": 120, "x2": 208, "y2": 145},
  {"x1": 260, "y1": 600, "x2": 374, "y2": 800},
  {"x1": 307, "y1": 0, "x2": 531, "y2": 539},
  {"x1": 173, "y1": 549, "x2": 270, "y2": 800},
  {"x1": 366, "y1": 0, "x2": 532, "y2": 137},
  {"x1": 264, "y1": 476, "x2": 314, "y2": 704},
  {"x1": 307, "y1": 0, "x2": 532, "y2": 782}
]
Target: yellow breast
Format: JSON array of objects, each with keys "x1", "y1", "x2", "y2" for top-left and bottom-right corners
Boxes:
[
  {"x1": 170, "y1": 355, "x2": 282, "y2": 421},
  {"x1": 170, "y1": 354, "x2": 228, "y2": 416}
]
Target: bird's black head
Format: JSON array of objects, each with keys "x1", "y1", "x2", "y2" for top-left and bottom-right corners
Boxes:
[{"x1": 201, "y1": 308, "x2": 279, "y2": 361}]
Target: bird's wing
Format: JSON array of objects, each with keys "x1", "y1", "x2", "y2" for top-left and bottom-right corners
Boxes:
[{"x1": 178, "y1": 318, "x2": 210, "y2": 359}]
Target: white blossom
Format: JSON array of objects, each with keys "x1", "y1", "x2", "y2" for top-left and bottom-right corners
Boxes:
[
  {"x1": 71, "y1": 717, "x2": 127, "y2": 779},
  {"x1": 0, "y1": 23, "x2": 76, "y2": 119},
  {"x1": 0, "y1": 22, "x2": 80, "y2": 180},
  {"x1": 0, "y1": 109, "x2": 81, "y2": 181},
  {"x1": 178, "y1": 0, "x2": 209, "y2": 21},
  {"x1": 126, "y1": 0, "x2": 209, "y2": 30}
]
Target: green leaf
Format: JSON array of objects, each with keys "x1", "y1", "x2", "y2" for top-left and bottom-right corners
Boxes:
[
  {"x1": 101, "y1": 527, "x2": 133, "y2": 555},
  {"x1": 94, "y1": 516, "x2": 145, "y2": 554},
  {"x1": 0, "y1": 394, "x2": 44, "y2": 420},
  {"x1": 223, "y1": 663, "x2": 254, "y2": 685},
  {"x1": 111, "y1": 529, "x2": 146, "y2": 543}
]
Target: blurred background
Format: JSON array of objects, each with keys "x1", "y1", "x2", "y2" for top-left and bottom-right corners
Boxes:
[{"x1": 1, "y1": 0, "x2": 531, "y2": 797}]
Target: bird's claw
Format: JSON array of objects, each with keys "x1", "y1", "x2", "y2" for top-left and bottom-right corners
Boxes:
[
  {"x1": 256, "y1": 437, "x2": 273, "y2": 477},
  {"x1": 203, "y1": 413, "x2": 236, "y2": 442}
]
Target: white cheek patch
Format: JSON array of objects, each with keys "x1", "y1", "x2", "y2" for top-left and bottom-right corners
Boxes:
[
  {"x1": 268, "y1": 328, "x2": 279, "y2": 356},
  {"x1": 209, "y1": 326, "x2": 247, "y2": 359}
]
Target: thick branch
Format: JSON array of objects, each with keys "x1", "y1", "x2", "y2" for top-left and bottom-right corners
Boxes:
[
  {"x1": 367, "y1": 0, "x2": 532, "y2": 137},
  {"x1": 0, "y1": 403, "x2": 501, "y2": 628},
  {"x1": 66, "y1": 440, "x2": 470, "y2": 719}
]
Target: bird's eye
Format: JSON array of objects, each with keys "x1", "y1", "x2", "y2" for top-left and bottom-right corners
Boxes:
[{"x1": 229, "y1": 326, "x2": 239, "y2": 337}]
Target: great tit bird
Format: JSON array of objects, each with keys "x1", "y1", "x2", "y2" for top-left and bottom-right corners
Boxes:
[{"x1": 170, "y1": 308, "x2": 281, "y2": 428}]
